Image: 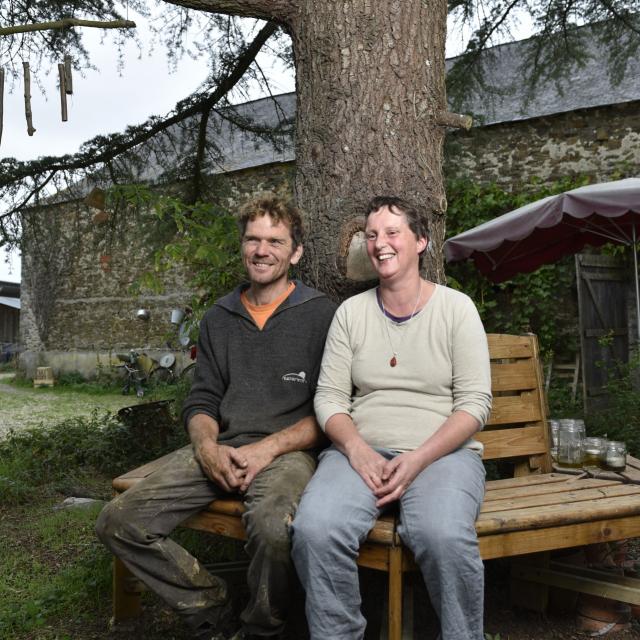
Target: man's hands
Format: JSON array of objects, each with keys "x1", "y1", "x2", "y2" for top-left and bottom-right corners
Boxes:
[
  {"x1": 234, "y1": 441, "x2": 277, "y2": 492},
  {"x1": 193, "y1": 438, "x2": 277, "y2": 493},
  {"x1": 193, "y1": 438, "x2": 247, "y2": 492}
]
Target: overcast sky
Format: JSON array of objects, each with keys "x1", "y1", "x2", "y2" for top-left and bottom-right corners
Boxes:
[{"x1": 0, "y1": 10, "x2": 531, "y2": 284}]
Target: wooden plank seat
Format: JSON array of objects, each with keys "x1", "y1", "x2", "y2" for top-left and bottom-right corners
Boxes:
[{"x1": 111, "y1": 334, "x2": 640, "y2": 639}]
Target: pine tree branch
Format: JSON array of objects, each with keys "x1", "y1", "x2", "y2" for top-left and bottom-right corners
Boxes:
[
  {"x1": 0, "y1": 20, "x2": 279, "y2": 222},
  {"x1": 0, "y1": 18, "x2": 137, "y2": 36},
  {"x1": 162, "y1": 0, "x2": 296, "y2": 24}
]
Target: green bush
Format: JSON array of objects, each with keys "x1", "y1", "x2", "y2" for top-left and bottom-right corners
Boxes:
[
  {"x1": 585, "y1": 355, "x2": 640, "y2": 456},
  {"x1": 0, "y1": 411, "x2": 189, "y2": 504}
]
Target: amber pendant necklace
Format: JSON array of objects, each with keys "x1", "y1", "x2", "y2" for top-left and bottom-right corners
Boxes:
[{"x1": 380, "y1": 282, "x2": 422, "y2": 367}]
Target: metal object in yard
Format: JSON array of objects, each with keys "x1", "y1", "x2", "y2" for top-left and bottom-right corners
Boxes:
[
  {"x1": 170, "y1": 308, "x2": 185, "y2": 325},
  {"x1": 117, "y1": 399, "x2": 175, "y2": 448}
]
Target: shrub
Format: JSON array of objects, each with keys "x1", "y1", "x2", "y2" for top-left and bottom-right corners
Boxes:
[{"x1": 0, "y1": 411, "x2": 188, "y2": 504}]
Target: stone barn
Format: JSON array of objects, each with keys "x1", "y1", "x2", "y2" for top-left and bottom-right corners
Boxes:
[{"x1": 18, "y1": 27, "x2": 640, "y2": 378}]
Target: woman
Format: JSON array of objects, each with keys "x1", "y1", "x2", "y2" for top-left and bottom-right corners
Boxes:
[{"x1": 291, "y1": 196, "x2": 492, "y2": 640}]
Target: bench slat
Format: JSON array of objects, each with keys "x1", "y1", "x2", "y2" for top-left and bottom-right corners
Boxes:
[
  {"x1": 490, "y1": 361, "x2": 538, "y2": 392},
  {"x1": 486, "y1": 393, "x2": 541, "y2": 426},
  {"x1": 482, "y1": 483, "x2": 640, "y2": 513},
  {"x1": 478, "y1": 515, "x2": 640, "y2": 560},
  {"x1": 478, "y1": 425, "x2": 546, "y2": 459},
  {"x1": 476, "y1": 492, "x2": 640, "y2": 535},
  {"x1": 485, "y1": 477, "x2": 621, "y2": 502},
  {"x1": 487, "y1": 334, "x2": 534, "y2": 359}
]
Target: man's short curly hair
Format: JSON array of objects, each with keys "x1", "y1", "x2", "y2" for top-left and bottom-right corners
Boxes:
[{"x1": 237, "y1": 193, "x2": 304, "y2": 249}]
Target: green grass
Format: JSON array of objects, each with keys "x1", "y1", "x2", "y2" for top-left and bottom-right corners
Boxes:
[
  {"x1": 0, "y1": 501, "x2": 112, "y2": 640},
  {"x1": 0, "y1": 406, "x2": 237, "y2": 640}
]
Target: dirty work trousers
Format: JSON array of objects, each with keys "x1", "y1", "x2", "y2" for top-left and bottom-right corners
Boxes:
[
  {"x1": 291, "y1": 446, "x2": 486, "y2": 640},
  {"x1": 96, "y1": 445, "x2": 316, "y2": 639}
]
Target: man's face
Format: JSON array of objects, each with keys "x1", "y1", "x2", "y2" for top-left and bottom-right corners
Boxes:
[{"x1": 241, "y1": 214, "x2": 303, "y2": 288}]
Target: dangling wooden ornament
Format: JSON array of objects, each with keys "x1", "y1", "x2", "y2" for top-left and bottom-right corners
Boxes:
[
  {"x1": 22, "y1": 61, "x2": 36, "y2": 136},
  {"x1": 58, "y1": 63, "x2": 68, "y2": 121},
  {"x1": 64, "y1": 55, "x2": 73, "y2": 94},
  {"x1": 0, "y1": 67, "x2": 4, "y2": 145}
]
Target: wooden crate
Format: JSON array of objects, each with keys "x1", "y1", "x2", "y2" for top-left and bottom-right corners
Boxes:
[{"x1": 33, "y1": 366, "x2": 54, "y2": 387}]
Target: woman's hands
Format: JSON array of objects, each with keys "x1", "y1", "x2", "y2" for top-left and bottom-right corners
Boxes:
[
  {"x1": 346, "y1": 443, "x2": 428, "y2": 507},
  {"x1": 375, "y1": 450, "x2": 427, "y2": 507},
  {"x1": 344, "y1": 438, "x2": 389, "y2": 492}
]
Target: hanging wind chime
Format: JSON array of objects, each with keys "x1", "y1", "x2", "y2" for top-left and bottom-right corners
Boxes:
[
  {"x1": 58, "y1": 54, "x2": 74, "y2": 122},
  {"x1": 0, "y1": 66, "x2": 4, "y2": 145},
  {"x1": 0, "y1": 14, "x2": 136, "y2": 146}
]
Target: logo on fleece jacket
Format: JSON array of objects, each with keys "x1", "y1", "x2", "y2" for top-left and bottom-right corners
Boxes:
[{"x1": 282, "y1": 371, "x2": 307, "y2": 384}]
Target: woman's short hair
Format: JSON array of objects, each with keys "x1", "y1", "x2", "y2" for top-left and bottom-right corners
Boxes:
[
  {"x1": 237, "y1": 193, "x2": 304, "y2": 249},
  {"x1": 364, "y1": 196, "x2": 430, "y2": 261}
]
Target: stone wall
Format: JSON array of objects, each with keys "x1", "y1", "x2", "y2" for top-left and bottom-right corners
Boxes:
[
  {"x1": 19, "y1": 101, "x2": 640, "y2": 377},
  {"x1": 19, "y1": 166, "x2": 295, "y2": 378},
  {"x1": 445, "y1": 100, "x2": 640, "y2": 188}
]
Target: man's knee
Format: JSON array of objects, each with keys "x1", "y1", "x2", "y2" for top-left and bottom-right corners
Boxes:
[
  {"x1": 244, "y1": 494, "x2": 297, "y2": 555},
  {"x1": 95, "y1": 500, "x2": 122, "y2": 546},
  {"x1": 95, "y1": 497, "x2": 148, "y2": 548}
]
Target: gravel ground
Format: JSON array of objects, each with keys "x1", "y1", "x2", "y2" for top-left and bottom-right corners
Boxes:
[{"x1": 0, "y1": 372, "x2": 140, "y2": 438}]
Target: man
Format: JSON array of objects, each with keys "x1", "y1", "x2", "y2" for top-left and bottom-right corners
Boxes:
[{"x1": 96, "y1": 193, "x2": 336, "y2": 640}]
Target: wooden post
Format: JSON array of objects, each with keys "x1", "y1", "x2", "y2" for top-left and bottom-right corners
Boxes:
[
  {"x1": 0, "y1": 67, "x2": 4, "y2": 145},
  {"x1": 113, "y1": 558, "x2": 142, "y2": 622},
  {"x1": 58, "y1": 63, "x2": 68, "y2": 121},
  {"x1": 64, "y1": 55, "x2": 73, "y2": 94},
  {"x1": 388, "y1": 545, "x2": 403, "y2": 640},
  {"x1": 22, "y1": 61, "x2": 36, "y2": 136}
]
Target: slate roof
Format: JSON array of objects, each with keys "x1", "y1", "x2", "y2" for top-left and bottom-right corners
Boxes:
[
  {"x1": 448, "y1": 33, "x2": 640, "y2": 126},
  {"x1": 199, "y1": 30, "x2": 640, "y2": 175},
  {"x1": 0, "y1": 296, "x2": 20, "y2": 310}
]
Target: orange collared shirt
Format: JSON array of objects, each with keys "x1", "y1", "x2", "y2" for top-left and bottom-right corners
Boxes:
[{"x1": 241, "y1": 282, "x2": 296, "y2": 330}]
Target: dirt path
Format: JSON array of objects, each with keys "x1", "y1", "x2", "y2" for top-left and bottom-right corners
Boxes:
[{"x1": 0, "y1": 373, "x2": 140, "y2": 438}]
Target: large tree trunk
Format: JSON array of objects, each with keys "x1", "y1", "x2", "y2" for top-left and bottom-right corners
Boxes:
[
  {"x1": 290, "y1": 1, "x2": 448, "y2": 297},
  {"x1": 167, "y1": 0, "x2": 449, "y2": 298}
]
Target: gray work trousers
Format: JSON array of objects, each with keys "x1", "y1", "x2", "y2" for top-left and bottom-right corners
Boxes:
[
  {"x1": 96, "y1": 445, "x2": 316, "y2": 638},
  {"x1": 291, "y1": 446, "x2": 486, "y2": 640}
]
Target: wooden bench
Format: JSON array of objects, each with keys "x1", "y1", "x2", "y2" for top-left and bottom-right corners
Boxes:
[{"x1": 111, "y1": 333, "x2": 640, "y2": 639}]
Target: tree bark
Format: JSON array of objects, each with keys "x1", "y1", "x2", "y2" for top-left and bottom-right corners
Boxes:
[
  {"x1": 165, "y1": 0, "x2": 294, "y2": 23},
  {"x1": 290, "y1": 1, "x2": 448, "y2": 295},
  {"x1": 164, "y1": 0, "x2": 449, "y2": 297},
  {"x1": 0, "y1": 18, "x2": 136, "y2": 36}
]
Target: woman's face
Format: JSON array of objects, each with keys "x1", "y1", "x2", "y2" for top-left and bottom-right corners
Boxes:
[{"x1": 365, "y1": 205, "x2": 427, "y2": 282}]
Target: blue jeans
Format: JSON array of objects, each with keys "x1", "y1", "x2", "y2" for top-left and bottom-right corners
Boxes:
[{"x1": 291, "y1": 446, "x2": 485, "y2": 640}]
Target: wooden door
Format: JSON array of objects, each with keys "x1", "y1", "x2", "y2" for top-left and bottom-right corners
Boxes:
[{"x1": 575, "y1": 254, "x2": 629, "y2": 413}]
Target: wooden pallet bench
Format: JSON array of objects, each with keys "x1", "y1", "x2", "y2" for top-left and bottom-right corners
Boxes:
[{"x1": 111, "y1": 334, "x2": 640, "y2": 639}]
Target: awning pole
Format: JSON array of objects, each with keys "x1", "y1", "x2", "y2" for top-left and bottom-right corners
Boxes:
[{"x1": 633, "y1": 222, "x2": 640, "y2": 345}]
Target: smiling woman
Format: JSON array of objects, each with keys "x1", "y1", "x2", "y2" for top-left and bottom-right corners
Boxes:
[{"x1": 291, "y1": 194, "x2": 492, "y2": 640}]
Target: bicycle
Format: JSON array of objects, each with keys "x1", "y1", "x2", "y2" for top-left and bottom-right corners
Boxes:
[
  {"x1": 115, "y1": 350, "x2": 149, "y2": 397},
  {"x1": 147, "y1": 309, "x2": 198, "y2": 387}
]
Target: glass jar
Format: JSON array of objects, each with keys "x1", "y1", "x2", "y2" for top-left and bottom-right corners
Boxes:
[
  {"x1": 582, "y1": 437, "x2": 607, "y2": 468},
  {"x1": 604, "y1": 441, "x2": 627, "y2": 472},
  {"x1": 558, "y1": 420, "x2": 583, "y2": 468},
  {"x1": 548, "y1": 419, "x2": 560, "y2": 461}
]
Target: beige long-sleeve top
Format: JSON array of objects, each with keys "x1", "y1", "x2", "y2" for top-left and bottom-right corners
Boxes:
[{"x1": 314, "y1": 285, "x2": 492, "y2": 453}]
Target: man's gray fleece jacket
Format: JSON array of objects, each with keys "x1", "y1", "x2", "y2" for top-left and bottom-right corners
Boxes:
[{"x1": 182, "y1": 281, "x2": 336, "y2": 448}]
